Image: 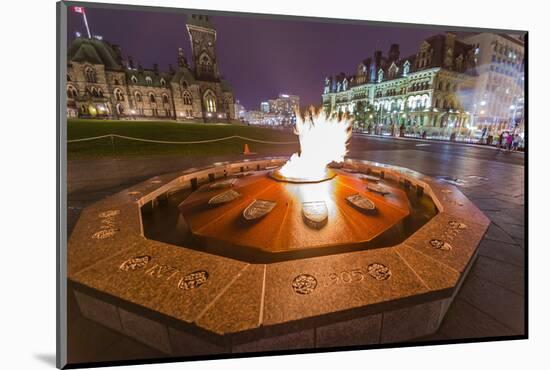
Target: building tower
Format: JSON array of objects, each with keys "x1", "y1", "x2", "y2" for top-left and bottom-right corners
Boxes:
[{"x1": 186, "y1": 14, "x2": 220, "y2": 80}]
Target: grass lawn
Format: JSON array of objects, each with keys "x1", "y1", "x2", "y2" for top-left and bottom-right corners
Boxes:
[{"x1": 67, "y1": 119, "x2": 299, "y2": 159}]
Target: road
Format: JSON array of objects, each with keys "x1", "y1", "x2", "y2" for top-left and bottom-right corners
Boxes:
[{"x1": 66, "y1": 136, "x2": 526, "y2": 363}]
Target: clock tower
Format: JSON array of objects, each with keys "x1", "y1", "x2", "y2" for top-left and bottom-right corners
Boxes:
[{"x1": 186, "y1": 14, "x2": 220, "y2": 80}]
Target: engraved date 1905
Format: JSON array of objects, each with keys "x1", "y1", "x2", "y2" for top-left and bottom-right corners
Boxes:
[{"x1": 328, "y1": 263, "x2": 391, "y2": 285}]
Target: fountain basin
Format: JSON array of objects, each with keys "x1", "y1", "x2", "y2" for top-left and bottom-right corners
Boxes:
[{"x1": 67, "y1": 157, "x2": 489, "y2": 356}]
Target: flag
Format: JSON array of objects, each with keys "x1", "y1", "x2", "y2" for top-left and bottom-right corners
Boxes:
[{"x1": 73, "y1": 6, "x2": 85, "y2": 14}]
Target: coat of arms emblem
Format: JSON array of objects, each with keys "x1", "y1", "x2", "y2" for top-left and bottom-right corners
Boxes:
[
  {"x1": 366, "y1": 183, "x2": 390, "y2": 195},
  {"x1": 209, "y1": 178, "x2": 237, "y2": 190},
  {"x1": 243, "y1": 199, "x2": 277, "y2": 220},
  {"x1": 346, "y1": 193, "x2": 376, "y2": 212},
  {"x1": 302, "y1": 201, "x2": 328, "y2": 229},
  {"x1": 208, "y1": 189, "x2": 241, "y2": 205}
]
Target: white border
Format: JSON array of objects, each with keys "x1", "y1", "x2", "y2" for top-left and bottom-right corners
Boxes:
[{"x1": 2, "y1": 0, "x2": 545, "y2": 369}]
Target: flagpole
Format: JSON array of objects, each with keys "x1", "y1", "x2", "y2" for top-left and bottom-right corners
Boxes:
[{"x1": 83, "y1": 10, "x2": 91, "y2": 38}]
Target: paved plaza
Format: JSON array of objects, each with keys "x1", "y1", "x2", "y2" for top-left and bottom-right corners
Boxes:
[{"x1": 66, "y1": 135, "x2": 525, "y2": 364}]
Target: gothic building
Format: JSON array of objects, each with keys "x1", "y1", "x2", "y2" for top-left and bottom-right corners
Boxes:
[
  {"x1": 322, "y1": 33, "x2": 478, "y2": 130},
  {"x1": 66, "y1": 14, "x2": 235, "y2": 122}
]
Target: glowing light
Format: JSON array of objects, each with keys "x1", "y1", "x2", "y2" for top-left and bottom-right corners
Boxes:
[
  {"x1": 279, "y1": 108, "x2": 351, "y2": 181},
  {"x1": 480, "y1": 100, "x2": 487, "y2": 106}
]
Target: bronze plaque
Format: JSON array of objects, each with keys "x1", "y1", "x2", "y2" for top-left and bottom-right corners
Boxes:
[
  {"x1": 208, "y1": 189, "x2": 241, "y2": 205},
  {"x1": 346, "y1": 193, "x2": 376, "y2": 212},
  {"x1": 302, "y1": 201, "x2": 328, "y2": 229},
  {"x1": 366, "y1": 183, "x2": 390, "y2": 195},
  {"x1": 209, "y1": 178, "x2": 237, "y2": 190},
  {"x1": 243, "y1": 199, "x2": 277, "y2": 220}
]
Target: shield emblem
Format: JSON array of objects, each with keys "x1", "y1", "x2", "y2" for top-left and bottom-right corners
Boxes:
[
  {"x1": 346, "y1": 193, "x2": 376, "y2": 212},
  {"x1": 208, "y1": 189, "x2": 241, "y2": 205},
  {"x1": 429, "y1": 239, "x2": 452, "y2": 251},
  {"x1": 366, "y1": 183, "x2": 390, "y2": 195},
  {"x1": 302, "y1": 201, "x2": 328, "y2": 229},
  {"x1": 209, "y1": 178, "x2": 237, "y2": 190},
  {"x1": 361, "y1": 174, "x2": 380, "y2": 182},
  {"x1": 448, "y1": 220, "x2": 467, "y2": 229},
  {"x1": 243, "y1": 199, "x2": 277, "y2": 220}
]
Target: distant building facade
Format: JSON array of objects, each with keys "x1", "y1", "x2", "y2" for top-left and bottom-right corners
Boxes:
[
  {"x1": 268, "y1": 94, "x2": 300, "y2": 115},
  {"x1": 66, "y1": 14, "x2": 235, "y2": 122},
  {"x1": 322, "y1": 33, "x2": 479, "y2": 132},
  {"x1": 460, "y1": 33, "x2": 525, "y2": 133}
]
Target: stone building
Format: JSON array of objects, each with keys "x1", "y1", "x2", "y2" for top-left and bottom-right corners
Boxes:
[
  {"x1": 66, "y1": 14, "x2": 235, "y2": 122},
  {"x1": 460, "y1": 33, "x2": 525, "y2": 133},
  {"x1": 322, "y1": 33, "x2": 478, "y2": 132}
]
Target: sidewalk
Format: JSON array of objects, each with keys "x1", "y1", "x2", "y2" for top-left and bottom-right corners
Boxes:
[{"x1": 354, "y1": 132, "x2": 526, "y2": 152}]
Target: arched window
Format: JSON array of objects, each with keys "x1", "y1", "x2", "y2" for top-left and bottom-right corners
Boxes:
[
  {"x1": 182, "y1": 91, "x2": 192, "y2": 105},
  {"x1": 149, "y1": 93, "x2": 156, "y2": 103},
  {"x1": 403, "y1": 61, "x2": 410, "y2": 76},
  {"x1": 67, "y1": 85, "x2": 78, "y2": 99},
  {"x1": 114, "y1": 88, "x2": 124, "y2": 101},
  {"x1": 135, "y1": 91, "x2": 142, "y2": 103},
  {"x1": 85, "y1": 67, "x2": 97, "y2": 83},
  {"x1": 162, "y1": 94, "x2": 169, "y2": 104},
  {"x1": 377, "y1": 69, "x2": 384, "y2": 83},
  {"x1": 114, "y1": 79, "x2": 120, "y2": 85},
  {"x1": 180, "y1": 80, "x2": 188, "y2": 90},
  {"x1": 160, "y1": 78, "x2": 166, "y2": 86},
  {"x1": 145, "y1": 76, "x2": 153, "y2": 85},
  {"x1": 98, "y1": 89, "x2": 104, "y2": 98},
  {"x1": 203, "y1": 90, "x2": 217, "y2": 112},
  {"x1": 199, "y1": 53, "x2": 213, "y2": 75},
  {"x1": 91, "y1": 87, "x2": 98, "y2": 97},
  {"x1": 131, "y1": 75, "x2": 138, "y2": 84},
  {"x1": 67, "y1": 74, "x2": 72, "y2": 82}
]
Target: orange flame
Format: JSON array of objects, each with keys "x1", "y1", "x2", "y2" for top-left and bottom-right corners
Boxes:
[{"x1": 279, "y1": 108, "x2": 352, "y2": 180}]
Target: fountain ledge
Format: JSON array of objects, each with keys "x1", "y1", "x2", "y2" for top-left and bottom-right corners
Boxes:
[{"x1": 67, "y1": 157, "x2": 489, "y2": 355}]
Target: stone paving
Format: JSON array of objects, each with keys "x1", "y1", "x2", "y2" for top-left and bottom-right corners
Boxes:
[{"x1": 66, "y1": 141, "x2": 525, "y2": 364}]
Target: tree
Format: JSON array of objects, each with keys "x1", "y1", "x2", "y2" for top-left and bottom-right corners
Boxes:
[{"x1": 353, "y1": 100, "x2": 367, "y2": 131}]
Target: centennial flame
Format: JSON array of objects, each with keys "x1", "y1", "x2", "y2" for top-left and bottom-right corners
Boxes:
[{"x1": 279, "y1": 108, "x2": 352, "y2": 181}]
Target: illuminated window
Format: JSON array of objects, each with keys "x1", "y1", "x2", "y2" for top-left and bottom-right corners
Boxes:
[
  {"x1": 114, "y1": 88, "x2": 124, "y2": 101},
  {"x1": 182, "y1": 91, "x2": 193, "y2": 105},
  {"x1": 85, "y1": 67, "x2": 97, "y2": 83},
  {"x1": 131, "y1": 75, "x2": 138, "y2": 84},
  {"x1": 145, "y1": 76, "x2": 153, "y2": 85},
  {"x1": 67, "y1": 85, "x2": 78, "y2": 99},
  {"x1": 403, "y1": 61, "x2": 410, "y2": 76},
  {"x1": 203, "y1": 90, "x2": 217, "y2": 112},
  {"x1": 160, "y1": 78, "x2": 166, "y2": 86}
]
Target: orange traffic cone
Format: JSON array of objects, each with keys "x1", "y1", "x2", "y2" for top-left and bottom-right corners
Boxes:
[{"x1": 243, "y1": 143, "x2": 254, "y2": 155}]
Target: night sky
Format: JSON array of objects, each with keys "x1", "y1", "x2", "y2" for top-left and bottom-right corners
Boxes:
[{"x1": 67, "y1": 6, "x2": 471, "y2": 109}]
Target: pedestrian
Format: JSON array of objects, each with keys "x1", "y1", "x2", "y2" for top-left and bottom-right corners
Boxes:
[
  {"x1": 506, "y1": 132, "x2": 513, "y2": 151},
  {"x1": 512, "y1": 134, "x2": 520, "y2": 152},
  {"x1": 497, "y1": 131, "x2": 504, "y2": 149}
]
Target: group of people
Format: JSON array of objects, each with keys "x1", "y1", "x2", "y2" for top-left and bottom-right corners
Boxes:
[{"x1": 490, "y1": 131, "x2": 522, "y2": 151}]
